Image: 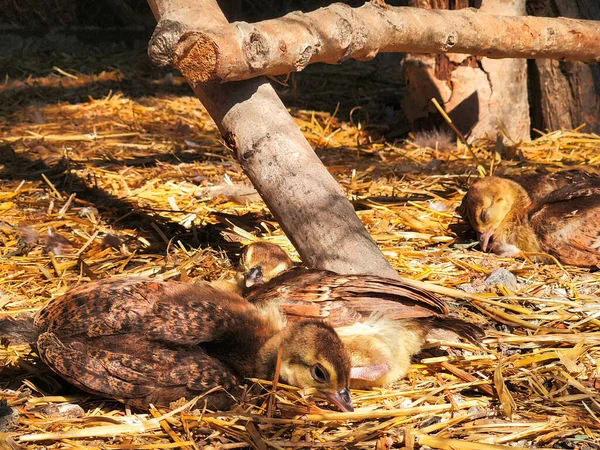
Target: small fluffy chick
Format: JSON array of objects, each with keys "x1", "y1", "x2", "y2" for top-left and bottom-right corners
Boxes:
[
  {"x1": 461, "y1": 176, "x2": 600, "y2": 266},
  {"x1": 210, "y1": 242, "x2": 295, "y2": 296},
  {"x1": 459, "y1": 176, "x2": 539, "y2": 257},
  {"x1": 236, "y1": 241, "x2": 295, "y2": 289},
  {"x1": 237, "y1": 242, "x2": 482, "y2": 389}
]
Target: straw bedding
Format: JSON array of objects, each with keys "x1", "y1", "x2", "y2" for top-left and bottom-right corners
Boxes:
[{"x1": 1, "y1": 50, "x2": 600, "y2": 449}]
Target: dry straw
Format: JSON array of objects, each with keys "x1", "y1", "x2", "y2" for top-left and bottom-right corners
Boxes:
[{"x1": 1, "y1": 61, "x2": 600, "y2": 448}]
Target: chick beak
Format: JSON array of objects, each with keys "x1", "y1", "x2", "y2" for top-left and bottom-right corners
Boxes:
[
  {"x1": 245, "y1": 266, "x2": 264, "y2": 288},
  {"x1": 479, "y1": 229, "x2": 494, "y2": 252},
  {"x1": 323, "y1": 387, "x2": 353, "y2": 412}
]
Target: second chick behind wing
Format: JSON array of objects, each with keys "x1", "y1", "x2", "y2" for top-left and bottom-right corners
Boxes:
[{"x1": 236, "y1": 242, "x2": 482, "y2": 389}]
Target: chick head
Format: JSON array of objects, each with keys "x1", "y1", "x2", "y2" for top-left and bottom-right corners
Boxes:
[
  {"x1": 236, "y1": 242, "x2": 294, "y2": 288},
  {"x1": 461, "y1": 177, "x2": 525, "y2": 251},
  {"x1": 278, "y1": 320, "x2": 353, "y2": 412}
]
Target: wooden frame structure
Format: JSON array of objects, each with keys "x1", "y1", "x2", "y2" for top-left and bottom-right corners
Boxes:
[{"x1": 147, "y1": 0, "x2": 600, "y2": 277}]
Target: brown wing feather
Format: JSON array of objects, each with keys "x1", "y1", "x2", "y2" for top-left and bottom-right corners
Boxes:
[
  {"x1": 37, "y1": 332, "x2": 240, "y2": 409},
  {"x1": 530, "y1": 189, "x2": 600, "y2": 267},
  {"x1": 532, "y1": 183, "x2": 600, "y2": 207},
  {"x1": 35, "y1": 278, "x2": 262, "y2": 345},
  {"x1": 246, "y1": 268, "x2": 447, "y2": 327},
  {"x1": 512, "y1": 170, "x2": 600, "y2": 204}
]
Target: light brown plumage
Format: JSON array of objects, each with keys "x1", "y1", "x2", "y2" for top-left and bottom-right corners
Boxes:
[
  {"x1": 460, "y1": 173, "x2": 600, "y2": 267},
  {"x1": 1, "y1": 277, "x2": 353, "y2": 411},
  {"x1": 237, "y1": 242, "x2": 482, "y2": 389}
]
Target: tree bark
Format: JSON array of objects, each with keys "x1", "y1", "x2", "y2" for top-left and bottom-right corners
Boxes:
[
  {"x1": 403, "y1": 0, "x2": 530, "y2": 142},
  {"x1": 529, "y1": 0, "x2": 600, "y2": 134},
  {"x1": 146, "y1": 0, "x2": 399, "y2": 278},
  {"x1": 471, "y1": 0, "x2": 530, "y2": 141},
  {"x1": 167, "y1": 2, "x2": 600, "y2": 85}
]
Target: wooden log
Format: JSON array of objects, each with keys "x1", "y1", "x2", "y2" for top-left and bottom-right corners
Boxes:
[
  {"x1": 529, "y1": 0, "x2": 600, "y2": 134},
  {"x1": 167, "y1": 2, "x2": 600, "y2": 85},
  {"x1": 146, "y1": 0, "x2": 399, "y2": 278},
  {"x1": 403, "y1": 0, "x2": 530, "y2": 142},
  {"x1": 470, "y1": 0, "x2": 530, "y2": 141}
]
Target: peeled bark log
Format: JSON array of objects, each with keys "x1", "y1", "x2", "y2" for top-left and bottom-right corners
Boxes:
[
  {"x1": 166, "y1": 2, "x2": 600, "y2": 85},
  {"x1": 147, "y1": 0, "x2": 399, "y2": 278},
  {"x1": 403, "y1": 0, "x2": 530, "y2": 142}
]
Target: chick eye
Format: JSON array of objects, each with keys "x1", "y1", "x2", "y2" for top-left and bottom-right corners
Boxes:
[
  {"x1": 311, "y1": 364, "x2": 330, "y2": 383},
  {"x1": 479, "y1": 209, "x2": 491, "y2": 223}
]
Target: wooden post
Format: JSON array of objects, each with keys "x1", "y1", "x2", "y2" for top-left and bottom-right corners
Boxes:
[
  {"x1": 403, "y1": 0, "x2": 530, "y2": 142},
  {"x1": 529, "y1": 0, "x2": 600, "y2": 134},
  {"x1": 146, "y1": 0, "x2": 399, "y2": 278}
]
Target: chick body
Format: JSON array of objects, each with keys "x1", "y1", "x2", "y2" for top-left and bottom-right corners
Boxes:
[
  {"x1": 237, "y1": 242, "x2": 482, "y2": 389},
  {"x1": 461, "y1": 174, "x2": 600, "y2": 266},
  {"x1": 3, "y1": 277, "x2": 353, "y2": 411},
  {"x1": 336, "y1": 315, "x2": 426, "y2": 389}
]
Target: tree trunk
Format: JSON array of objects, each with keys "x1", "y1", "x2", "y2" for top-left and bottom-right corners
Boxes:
[
  {"x1": 529, "y1": 0, "x2": 600, "y2": 134},
  {"x1": 403, "y1": 0, "x2": 531, "y2": 142},
  {"x1": 147, "y1": 0, "x2": 399, "y2": 278}
]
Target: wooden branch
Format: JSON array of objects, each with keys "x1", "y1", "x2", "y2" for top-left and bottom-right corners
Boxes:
[
  {"x1": 169, "y1": 2, "x2": 600, "y2": 84},
  {"x1": 146, "y1": 0, "x2": 399, "y2": 278}
]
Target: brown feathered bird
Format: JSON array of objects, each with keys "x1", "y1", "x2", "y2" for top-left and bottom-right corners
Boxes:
[
  {"x1": 460, "y1": 174, "x2": 600, "y2": 267},
  {"x1": 1, "y1": 277, "x2": 353, "y2": 411},
  {"x1": 236, "y1": 242, "x2": 482, "y2": 389}
]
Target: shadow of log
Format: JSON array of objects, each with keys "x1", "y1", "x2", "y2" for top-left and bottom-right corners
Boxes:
[{"x1": 0, "y1": 142, "x2": 269, "y2": 259}]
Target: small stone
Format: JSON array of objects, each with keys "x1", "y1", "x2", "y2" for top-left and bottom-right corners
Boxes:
[
  {"x1": 79, "y1": 206, "x2": 99, "y2": 219},
  {"x1": 164, "y1": 72, "x2": 174, "y2": 84},
  {"x1": 0, "y1": 399, "x2": 19, "y2": 432},
  {"x1": 468, "y1": 405, "x2": 490, "y2": 420},
  {"x1": 457, "y1": 283, "x2": 476, "y2": 294},
  {"x1": 484, "y1": 268, "x2": 518, "y2": 290},
  {"x1": 37, "y1": 403, "x2": 85, "y2": 419},
  {"x1": 457, "y1": 279, "x2": 486, "y2": 294}
]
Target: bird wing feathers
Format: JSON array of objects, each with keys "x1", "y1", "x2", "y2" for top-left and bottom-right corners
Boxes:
[
  {"x1": 37, "y1": 331, "x2": 240, "y2": 409},
  {"x1": 513, "y1": 170, "x2": 599, "y2": 205},
  {"x1": 530, "y1": 185, "x2": 600, "y2": 267},
  {"x1": 246, "y1": 268, "x2": 448, "y2": 327},
  {"x1": 35, "y1": 278, "x2": 257, "y2": 345}
]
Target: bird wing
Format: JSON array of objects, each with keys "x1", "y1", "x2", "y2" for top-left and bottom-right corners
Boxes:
[
  {"x1": 530, "y1": 187, "x2": 600, "y2": 267},
  {"x1": 512, "y1": 170, "x2": 599, "y2": 204},
  {"x1": 37, "y1": 332, "x2": 240, "y2": 409},
  {"x1": 532, "y1": 182, "x2": 600, "y2": 207},
  {"x1": 246, "y1": 268, "x2": 448, "y2": 327},
  {"x1": 35, "y1": 278, "x2": 259, "y2": 345}
]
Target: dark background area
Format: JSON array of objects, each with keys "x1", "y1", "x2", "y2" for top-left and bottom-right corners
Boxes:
[
  {"x1": 0, "y1": 0, "x2": 409, "y2": 29},
  {"x1": 0, "y1": 0, "x2": 410, "y2": 138}
]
